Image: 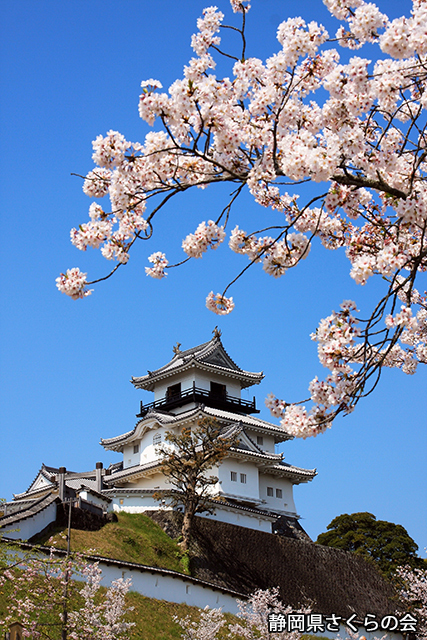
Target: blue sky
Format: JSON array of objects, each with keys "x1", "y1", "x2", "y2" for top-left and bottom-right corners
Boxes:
[{"x1": 1, "y1": 0, "x2": 426, "y2": 555}]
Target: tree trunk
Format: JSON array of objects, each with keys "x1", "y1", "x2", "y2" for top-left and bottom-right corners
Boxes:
[{"x1": 181, "y1": 508, "x2": 194, "y2": 552}]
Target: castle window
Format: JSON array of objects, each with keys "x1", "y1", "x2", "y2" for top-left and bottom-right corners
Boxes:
[
  {"x1": 276, "y1": 488, "x2": 282, "y2": 498},
  {"x1": 231, "y1": 471, "x2": 237, "y2": 482},
  {"x1": 153, "y1": 433, "x2": 162, "y2": 446},
  {"x1": 166, "y1": 383, "x2": 181, "y2": 399},
  {"x1": 240, "y1": 473, "x2": 247, "y2": 484},
  {"x1": 267, "y1": 486, "x2": 273, "y2": 497},
  {"x1": 210, "y1": 382, "x2": 226, "y2": 398},
  {"x1": 133, "y1": 444, "x2": 139, "y2": 454},
  {"x1": 257, "y1": 436, "x2": 263, "y2": 446}
]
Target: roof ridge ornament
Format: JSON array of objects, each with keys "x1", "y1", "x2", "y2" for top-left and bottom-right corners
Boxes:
[
  {"x1": 213, "y1": 326, "x2": 222, "y2": 338},
  {"x1": 172, "y1": 342, "x2": 182, "y2": 355}
]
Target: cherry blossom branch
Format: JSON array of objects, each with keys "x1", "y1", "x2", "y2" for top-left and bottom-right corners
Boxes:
[{"x1": 57, "y1": 0, "x2": 427, "y2": 437}]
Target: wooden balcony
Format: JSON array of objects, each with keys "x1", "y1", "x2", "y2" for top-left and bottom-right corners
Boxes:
[{"x1": 137, "y1": 383, "x2": 258, "y2": 417}]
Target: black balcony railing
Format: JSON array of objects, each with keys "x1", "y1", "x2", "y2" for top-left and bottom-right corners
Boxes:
[{"x1": 137, "y1": 383, "x2": 258, "y2": 417}]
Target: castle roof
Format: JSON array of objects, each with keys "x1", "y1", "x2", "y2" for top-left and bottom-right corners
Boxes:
[
  {"x1": 131, "y1": 334, "x2": 264, "y2": 391},
  {"x1": 100, "y1": 404, "x2": 293, "y2": 452},
  {"x1": 101, "y1": 419, "x2": 315, "y2": 487}
]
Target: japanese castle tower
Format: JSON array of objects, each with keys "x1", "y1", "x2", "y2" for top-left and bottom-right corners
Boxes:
[
  {"x1": 1, "y1": 331, "x2": 316, "y2": 539},
  {"x1": 100, "y1": 331, "x2": 316, "y2": 534}
]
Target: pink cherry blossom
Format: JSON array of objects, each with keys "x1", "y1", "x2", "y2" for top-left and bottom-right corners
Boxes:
[
  {"x1": 182, "y1": 220, "x2": 226, "y2": 258},
  {"x1": 145, "y1": 251, "x2": 168, "y2": 279},
  {"x1": 56, "y1": 268, "x2": 92, "y2": 300},
  {"x1": 59, "y1": 0, "x2": 427, "y2": 437},
  {"x1": 205, "y1": 291, "x2": 235, "y2": 315}
]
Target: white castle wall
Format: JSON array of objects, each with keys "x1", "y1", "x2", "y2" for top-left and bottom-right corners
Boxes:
[
  {"x1": 2, "y1": 501, "x2": 57, "y2": 541},
  {"x1": 218, "y1": 459, "x2": 260, "y2": 502},
  {"x1": 200, "y1": 508, "x2": 273, "y2": 532},
  {"x1": 154, "y1": 370, "x2": 242, "y2": 402},
  {"x1": 246, "y1": 429, "x2": 276, "y2": 453},
  {"x1": 258, "y1": 476, "x2": 297, "y2": 514}
]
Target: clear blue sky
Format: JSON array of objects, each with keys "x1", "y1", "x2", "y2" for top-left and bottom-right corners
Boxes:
[{"x1": 1, "y1": 0, "x2": 426, "y2": 554}]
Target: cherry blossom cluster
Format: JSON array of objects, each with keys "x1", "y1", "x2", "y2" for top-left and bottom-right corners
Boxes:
[
  {"x1": 177, "y1": 588, "x2": 309, "y2": 640},
  {"x1": 56, "y1": 267, "x2": 92, "y2": 300},
  {"x1": 182, "y1": 220, "x2": 225, "y2": 258},
  {"x1": 205, "y1": 291, "x2": 235, "y2": 315},
  {"x1": 68, "y1": 563, "x2": 134, "y2": 640},
  {"x1": 145, "y1": 251, "x2": 168, "y2": 279},
  {"x1": 61, "y1": 0, "x2": 427, "y2": 435},
  {"x1": 229, "y1": 226, "x2": 310, "y2": 276},
  {"x1": 267, "y1": 302, "x2": 362, "y2": 438},
  {"x1": 397, "y1": 565, "x2": 427, "y2": 640},
  {"x1": 0, "y1": 546, "x2": 134, "y2": 640}
]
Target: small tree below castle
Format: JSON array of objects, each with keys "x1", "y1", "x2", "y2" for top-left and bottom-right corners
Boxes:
[{"x1": 156, "y1": 417, "x2": 236, "y2": 551}]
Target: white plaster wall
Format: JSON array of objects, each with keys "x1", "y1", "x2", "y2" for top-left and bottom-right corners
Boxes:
[
  {"x1": 111, "y1": 494, "x2": 161, "y2": 513},
  {"x1": 98, "y1": 561, "x2": 243, "y2": 615},
  {"x1": 193, "y1": 371, "x2": 241, "y2": 397},
  {"x1": 123, "y1": 424, "x2": 175, "y2": 468},
  {"x1": 246, "y1": 430, "x2": 276, "y2": 454},
  {"x1": 139, "y1": 425, "x2": 170, "y2": 464},
  {"x1": 123, "y1": 443, "x2": 141, "y2": 469},
  {"x1": 154, "y1": 372, "x2": 194, "y2": 402},
  {"x1": 153, "y1": 370, "x2": 242, "y2": 402},
  {"x1": 78, "y1": 491, "x2": 109, "y2": 510},
  {"x1": 258, "y1": 476, "x2": 296, "y2": 514},
  {"x1": 200, "y1": 509, "x2": 273, "y2": 532},
  {"x1": 120, "y1": 472, "x2": 170, "y2": 491},
  {"x1": 218, "y1": 459, "x2": 259, "y2": 502},
  {"x1": 31, "y1": 475, "x2": 52, "y2": 491},
  {"x1": 2, "y1": 502, "x2": 57, "y2": 541}
]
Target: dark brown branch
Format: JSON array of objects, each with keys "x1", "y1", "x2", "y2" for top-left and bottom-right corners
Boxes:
[{"x1": 331, "y1": 173, "x2": 407, "y2": 200}]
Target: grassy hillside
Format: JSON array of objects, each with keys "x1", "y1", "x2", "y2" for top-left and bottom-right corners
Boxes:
[
  {"x1": 0, "y1": 576, "x2": 326, "y2": 640},
  {"x1": 0, "y1": 577, "x2": 227, "y2": 640},
  {"x1": 33, "y1": 512, "x2": 189, "y2": 574}
]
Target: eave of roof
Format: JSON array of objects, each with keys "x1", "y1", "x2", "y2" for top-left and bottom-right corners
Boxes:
[
  {"x1": 101, "y1": 404, "x2": 292, "y2": 451},
  {"x1": 101, "y1": 487, "x2": 287, "y2": 521},
  {"x1": 103, "y1": 445, "x2": 314, "y2": 487},
  {"x1": 103, "y1": 460, "x2": 161, "y2": 484}
]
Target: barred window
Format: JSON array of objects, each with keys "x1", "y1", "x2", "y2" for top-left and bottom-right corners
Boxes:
[
  {"x1": 133, "y1": 444, "x2": 139, "y2": 454},
  {"x1": 267, "y1": 486, "x2": 273, "y2": 497},
  {"x1": 231, "y1": 471, "x2": 237, "y2": 482},
  {"x1": 276, "y1": 488, "x2": 282, "y2": 498},
  {"x1": 153, "y1": 433, "x2": 162, "y2": 446},
  {"x1": 240, "y1": 473, "x2": 247, "y2": 484},
  {"x1": 257, "y1": 436, "x2": 263, "y2": 446}
]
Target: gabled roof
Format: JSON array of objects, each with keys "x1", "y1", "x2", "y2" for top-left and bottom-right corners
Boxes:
[
  {"x1": 131, "y1": 334, "x2": 264, "y2": 391},
  {"x1": 14, "y1": 464, "x2": 58, "y2": 499},
  {"x1": 13, "y1": 465, "x2": 98, "y2": 501},
  {"x1": 221, "y1": 422, "x2": 282, "y2": 460}
]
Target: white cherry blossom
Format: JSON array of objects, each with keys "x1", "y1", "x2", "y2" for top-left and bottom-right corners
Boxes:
[{"x1": 59, "y1": 0, "x2": 427, "y2": 437}]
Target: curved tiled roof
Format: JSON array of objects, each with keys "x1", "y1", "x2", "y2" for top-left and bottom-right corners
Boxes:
[
  {"x1": 101, "y1": 404, "x2": 292, "y2": 450},
  {"x1": 0, "y1": 493, "x2": 60, "y2": 529},
  {"x1": 131, "y1": 335, "x2": 263, "y2": 390}
]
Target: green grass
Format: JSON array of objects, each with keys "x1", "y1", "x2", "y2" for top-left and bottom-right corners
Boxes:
[{"x1": 32, "y1": 512, "x2": 189, "y2": 574}]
